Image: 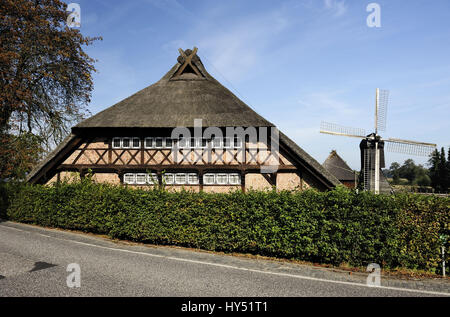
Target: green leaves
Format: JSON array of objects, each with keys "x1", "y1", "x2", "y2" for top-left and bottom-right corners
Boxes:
[{"x1": 2, "y1": 181, "x2": 449, "y2": 274}]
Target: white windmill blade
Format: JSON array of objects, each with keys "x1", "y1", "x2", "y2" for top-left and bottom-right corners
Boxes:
[
  {"x1": 375, "y1": 89, "x2": 389, "y2": 132},
  {"x1": 384, "y1": 137, "x2": 436, "y2": 156},
  {"x1": 320, "y1": 121, "x2": 366, "y2": 138}
]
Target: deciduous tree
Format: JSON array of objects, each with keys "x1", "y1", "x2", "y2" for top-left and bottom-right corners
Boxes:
[
  {"x1": 0, "y1": 0, "x2": 101, "y2": 179},
  {"x1": 0, "y1": 0, "x2": 101, "y2": 146}
]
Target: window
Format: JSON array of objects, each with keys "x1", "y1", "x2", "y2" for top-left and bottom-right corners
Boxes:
[
  {"x1": 202, "y1": 172, "x2": 241, "y2": 185},
  {"x1": 223, "y1": 137, "x2": 232, "y2": 149},
  {"x1": 132, "y1": 137, "x2": 141, "y2": 149},
  {"x1": 234, "y1": 136, "x2": 243, "y2": 149},
  {"x1": 175, "y1": 173, "x2": 187, "y2": 185},
  {"x1": 163, "y1": 173, "x2": 174, "y2": 185},
  {"x1": 124, "y1": 173, "x2": 136, "y2": 184},
  {"x1": 177, "y1": 138, "x2": 188, "y2": 149},
  {"x1": 136, "y1": 173, "x2": 147, "y2": 184},
  {"x1": 165, "y1": 138, "x2": 173, "y2": 149},
  {"x1": 212, "y1": 138, "x2": 222, "y2": 149},
  {"x1": 203, "y1": 173, "x2": 215, "y2": 185},
  {"x1": 188, "y1": 173, "x2": 199, "y2": 185},
  {"x1": 122, "y1": 137, "x2": 131, "y2": 149},
  {"x1": 155, "y1": 137, "x2": 164, "y2": 148},
  {"x1": 216, "y1": 174, "x2": 228, "y2": 185},
  {"x1": 198, "y1": 138, "x2": 208, "y2": 148},
  {"x1": 147, "y1": 173, "x2": 159, "y2": 185},
  {"x1": 189, "y1": 138, "x2": 197, "y2": 148},
  {"x1": 112, "y1": 137, "x2": 121, "y2": 149},
  {"x1": 145, "y1": 137, "x2": 154, "y2": 149},
  {"x1": 229, "y1": 173, "x2": 241, "y2": 185}
]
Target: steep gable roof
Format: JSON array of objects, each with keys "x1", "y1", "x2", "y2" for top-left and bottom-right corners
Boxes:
[
  {"x1": 75, "y1": 48, "x2": 273, "y2": 129},
  {"x1": 322, "y1": 150, "x2": 356, "y2": 181}
]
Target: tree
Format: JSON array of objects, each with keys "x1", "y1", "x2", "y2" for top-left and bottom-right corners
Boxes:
[
  {"x1": 0, "y1": 132, "x2": 44, "y2": 180},
  {"x1": 438, "y1": 147, "x2": 449, "y2": 191},
  {"x1": 388, "y1": 162, "x2": 400, "y2": 184},
  {"x1": 387, "y1": 159, "x2": 431, "y2": 187},
  {"x1": 0, "y1": 0, "x2": 101, "y2": 149},
  {"x1": 428, "y1": 147, "x2": 449, "y2": 193},
  {"x1": 398, "y1": 159, "x2": 417, "y2": 184},
  {"x1": 0, "y1": 0, "x2": 101, "y2": 179}
]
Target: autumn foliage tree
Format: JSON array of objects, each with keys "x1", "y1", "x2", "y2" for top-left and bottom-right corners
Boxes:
[{"x1": 0, "y1": 0, "x2": 101, "y2": 179}]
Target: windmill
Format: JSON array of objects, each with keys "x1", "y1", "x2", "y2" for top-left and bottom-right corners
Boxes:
[{"x1": 320, "y1": 89, "x2": 436, "y2": 194}]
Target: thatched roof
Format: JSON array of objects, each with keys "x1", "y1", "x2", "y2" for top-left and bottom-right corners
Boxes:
[
  {"x1": 75, "y1": 49, "x2": 273, "y2": 129},
  {"x1": 322, "y1": 150, "x2": 356, "y2": 181}
]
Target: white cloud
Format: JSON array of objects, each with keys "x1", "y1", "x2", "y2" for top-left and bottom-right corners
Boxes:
[
  {"x1": 297, "y1": 90, "x2": 362, "y2": 120},
  {"x1": 324, "y1": 0, "x2": 347, "y2": 17},
  {"x1": 162, "y1": 7, "x2": 291, "y2": 82}
]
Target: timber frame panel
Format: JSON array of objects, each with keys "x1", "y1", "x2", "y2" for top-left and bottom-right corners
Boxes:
[{"x1": 29, "y1": 128, "x2": 337, "y2": 191}]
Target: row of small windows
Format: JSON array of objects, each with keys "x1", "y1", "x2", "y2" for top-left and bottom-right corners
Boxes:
[
  {"x1": 123, "y1": 172, "x2": 241, "y2": 185},
  {"x1": 112, "y1": 137, "x2": 243, "y2": 150}
]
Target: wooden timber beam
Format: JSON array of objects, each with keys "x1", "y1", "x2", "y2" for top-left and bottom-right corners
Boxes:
[{"x1": 29, "y1": 136, "x2": 84, "y2": 184}]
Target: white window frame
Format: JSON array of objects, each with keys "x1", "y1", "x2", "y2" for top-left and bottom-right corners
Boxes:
[
  {"x1": 216, "y1": 173, "x2": 228, "y2": 185},
  {"x1": 147, "y1": 173, "x2": 159, "y2": 185},
  {"x1": 112, "y1": 137, "x2": 122, "y2": 149},
  {"x1": 155, "y1": 137, "x2": 165, "y2": 149},
  {"x1": 164, "y1": 137, "x2": 173, "y2": 149},
  {"x1": 223, "y1": 137, "x2": 232, "y2": 149},
  {"x1": 203, "y1": 173, "x2": 216, "y2": 185},
  {"x1": 175, "y1": 173, "x2": 187, "y2": 185},
  {"x1": 212, "y1": 137, "x2": 222, "y2": 149},
  {"x1": 189, "y1": 137, "x2": 197, "y2": 149},
  {"x1": 176, "y1": 138, "x2": 187, "y2": 149},
  {"x1": 136, "y1": 173, "x2": 147, "y2": 185},
  {"x1": 229, "y1": 173, "x2": 241, "y2": 185},
  {"x1": 233, "y1": 137, "x2": 243, "y2": 149},
  {"x1": 132, "y1": 137, "x2": 141, "y2": 149},
  {"x1": 123, "y1": 173, "x2": 136, "y2": 184},
  {"x1": 163, "y1": 173, "x2": 174, "y2": 185},
  {"x1": 188, "y1": 173, "x2": 199, "y2": 185},
  {"x1": 144, "y1": 137, "x2": 154, "y2": 149},
  {"x1": 122, "y1": 137, "x2": 131, "y2": 149},
  {"x1": 197, "y1": 138, "x2": 208, "y2": 149}
]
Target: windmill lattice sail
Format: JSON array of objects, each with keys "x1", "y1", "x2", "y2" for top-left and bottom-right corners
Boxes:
[
  {"x1": 320, "y1": 122, "x2": 366, "y2": 138},
  {"x1": 385, "y1": 139, "x2": 436, "y2": 156},
  {"x1": 376, "y1": 89, "x2": 389, "y2": 132}
]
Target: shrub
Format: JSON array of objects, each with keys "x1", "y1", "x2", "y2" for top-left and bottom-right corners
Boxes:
[{"x1": 2, "y1": 181, "x2": 449, "y2": 273}]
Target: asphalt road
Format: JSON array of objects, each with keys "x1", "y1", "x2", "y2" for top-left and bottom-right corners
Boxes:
[{"x1": 0, "y1": 221, "x2": 449, "y2": 297}]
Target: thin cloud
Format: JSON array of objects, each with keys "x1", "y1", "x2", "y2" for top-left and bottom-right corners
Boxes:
[
  {"x1": 164, "y1": 8, "x2": 291, "y2": 82},
  {"x1": 324, "y1": 0, "x2": 347, "y2": 17}
]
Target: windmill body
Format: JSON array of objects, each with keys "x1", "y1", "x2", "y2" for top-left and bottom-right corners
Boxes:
[
  {"x1": 320, "y1": 89, "x2": 436, "y2": 194},
  {"x1": 359, "y1": 134, "x2": 391, "y2": 194}
]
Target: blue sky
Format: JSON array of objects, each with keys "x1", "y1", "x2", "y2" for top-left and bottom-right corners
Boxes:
[{"x1": 72, "y1": 0, "x2": 450, "y2": 170}]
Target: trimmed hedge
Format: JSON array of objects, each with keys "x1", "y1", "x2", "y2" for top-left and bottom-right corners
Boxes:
[{"x1": 1, "y1": 180, "x2": 449, "y2": 273}]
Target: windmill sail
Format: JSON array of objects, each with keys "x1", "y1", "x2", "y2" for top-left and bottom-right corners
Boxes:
[
  {"x1": 376, "y1": 89, "x2": 389, "y2": 132},
  {"x1": 384, "y1": 138, "x2": 436, "y2": 156},
  {"x1": 320, "y1": 121, "x2": 366, "y2": 138}
]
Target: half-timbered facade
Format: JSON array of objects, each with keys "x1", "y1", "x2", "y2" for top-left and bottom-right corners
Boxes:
[{"x1": 27, "y1": 48, "x2": 340, "y2": 192}]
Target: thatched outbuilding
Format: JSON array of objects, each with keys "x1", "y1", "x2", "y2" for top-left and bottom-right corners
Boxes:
[{"x1": 322, "y1": 150, "x2": 357, "y2": 189}]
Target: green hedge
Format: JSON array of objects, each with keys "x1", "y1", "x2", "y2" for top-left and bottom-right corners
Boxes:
[{"x1": 1, "y1": 180, "x2": 449, "y2": 273}]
